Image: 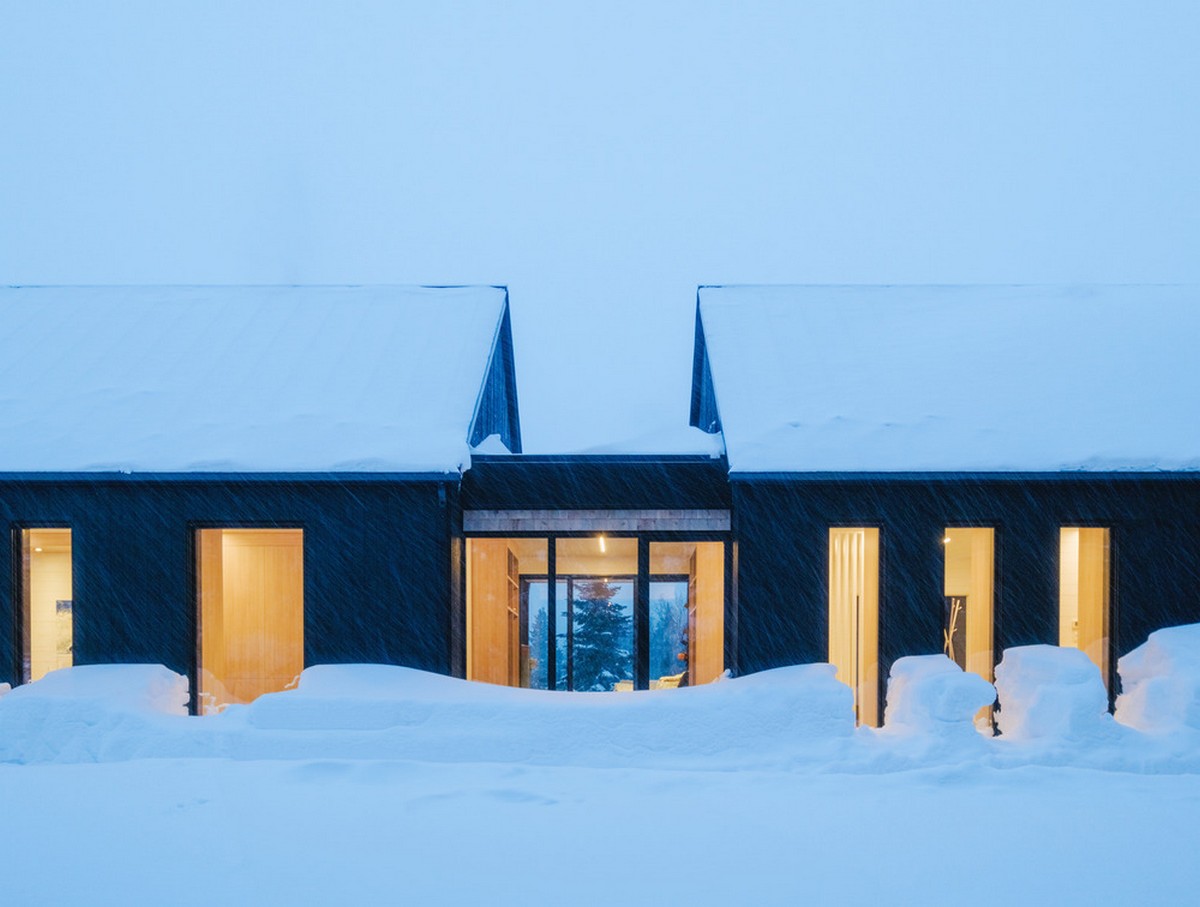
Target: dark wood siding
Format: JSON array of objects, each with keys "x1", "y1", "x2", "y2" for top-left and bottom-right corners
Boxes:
[
  {"x1": 732, "y1": 475, "x2": 1200, "y2": 700},
  {"x1": 0, "y1": 478, "x2": 457, "y2": 690},
  {"x1": 462, "y1": 456, "x2": 731, "y2": 512}
]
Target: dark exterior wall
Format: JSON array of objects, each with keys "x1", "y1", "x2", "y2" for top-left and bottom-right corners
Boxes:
[
  {"x1": 732, "y1": 476, "x2": 1200, "y2": 698},
  {"x1": 0, "y1": 478, "x2": 457, "y2": 690},
  {"x1": 462, "y1": 456, "x2": 731, "y2": 511}
]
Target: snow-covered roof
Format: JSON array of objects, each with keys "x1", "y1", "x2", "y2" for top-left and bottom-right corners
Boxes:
[
  {"x1": 0, "y1": 285, "x2": 518, "y2": 473},
  {"x1": 694, "y1": 285, "x2": 1200, "y2": 474}
]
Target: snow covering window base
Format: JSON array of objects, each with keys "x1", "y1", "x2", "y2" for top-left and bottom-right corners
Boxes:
[
  {"x1": 196, "y1": 529, "x2": 304, "y2": 714},
  {"x1": 1059, "y1": 527, "x2": 1112, "y2": 688},
  {"x1": 828, "y1": 528, "x2": 880, "y2": 726},
  {"x1": 942, "y1": 527, "x2": 995, "y2": 728},
  {"x1": 19, "y1": 528, "x2": 73, "y2": 683},
  {"x1": 466, "y1": 537, "x2": 723, "y2": 692}
]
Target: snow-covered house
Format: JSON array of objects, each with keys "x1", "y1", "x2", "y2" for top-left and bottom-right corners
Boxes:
[
  {"x1": 0, "y1": 286, "x2": 520, "y2": 712},
  {"x1": 4, "y1": 283, "x2": 1198, "y2": 723},
  {"x1": 691, "y1": 285, "x2": 1200, "y2": 723}
]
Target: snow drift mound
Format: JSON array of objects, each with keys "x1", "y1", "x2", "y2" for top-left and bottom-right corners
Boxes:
[
  {"x1": 883, "y1": 655, "x2": 995, "y2": 739},
  {"x1": 1116, "y1": 623, "x2": 1200, "y2": 733},
  {"x1": 994, "y1": 645, "x2": 1116, "y2": 743},
  {"x1": 238, "y1": 662, "x2": 855, "y2": 767},
  {"x1": 0, "y1": 665, "x2": 189, "y2": 763}
]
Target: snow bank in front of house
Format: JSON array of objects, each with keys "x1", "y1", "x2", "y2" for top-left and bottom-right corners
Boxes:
[
  {"x1": 0, "y1": 665, "x2": 190, "y2": 763},
  {"x1": 1116, "y1": 623, "x2": 1200, "y2": 733},
  {"x1": 883, "y1": 655, "x2": 995, "y2": 737},
  {"x1": 993, "y1": 645, "x2": 1118, "y2": 743},
  {"x1": 234, "y1": 662, "x2": 854, "y2": 767},
  {"x1": 10, "y1": 625, "x2": 1200, "y2": 769}
]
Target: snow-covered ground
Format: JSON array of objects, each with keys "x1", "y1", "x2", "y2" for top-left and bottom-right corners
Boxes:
[
  {"x1": 3, "y1": 627, "x2": 1200, "y2": 904},
  {"x1": 5, "y1": 758, "x2": 1198, "y2": 905}
]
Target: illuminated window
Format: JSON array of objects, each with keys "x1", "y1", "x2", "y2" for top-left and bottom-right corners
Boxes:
[
  {"x1": 650, "y1": 542, "x2": 724, "y2": 687},
  {"x1": 1059, "y1": 527, "x2": 1111, "y2": 686},
  {"x1": 467, "y1": 536, "x2": 725, "y2": 691},
  {"x1": 467, "y1": 538, "x2": 551, "y2": 688},
  {"x1": 196, "y1": 529, "x2": 304, "y2": 714},
  {"x1": 828, "y1": 527, "x2": 879, "y2": 726},
  {"x1": 556, "y1": 538, "x2": 636, "y2": 691},
  {"x1": 943, "y1": 527, "x2": 995, "y2": 727},
  {"x1": 19, "y1": 528, "x2": 73, "y2": 683}
]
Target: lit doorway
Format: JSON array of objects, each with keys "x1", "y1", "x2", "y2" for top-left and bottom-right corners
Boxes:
[
  {"x1": 941, "y1": 527, "x2": 994, "y2": 682},
  {"x1": 18, "y1": 528, "x2": 73, "y2": 683},
  {"x1": 1059, "y1": 527, "x2": 1111, "y2": 686},
  {"x1": 196, "y1": 528, "x2": 304, "y2": 713},
  {"x1": 828, "y1": 527, "x2": 880, "y2": 726}
]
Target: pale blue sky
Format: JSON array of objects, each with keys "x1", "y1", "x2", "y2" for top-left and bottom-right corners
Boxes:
[{"x1": 3, "y1": 2, "x2": 1197, "y2": 450}]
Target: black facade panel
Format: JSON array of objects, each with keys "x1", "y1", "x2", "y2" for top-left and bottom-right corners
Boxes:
[
  {"x1": 461, "y1": 456, "x2": 731, "y2": 511},
  {"x1": 731, "y1": 476, "x2": 1200, "y2": 692},
  {"x1": 729, "y1": 483, "x2": 827, "y2": 672},
  {"x1": 0, "y1": 478, "x2": 455, "y2": 689}
]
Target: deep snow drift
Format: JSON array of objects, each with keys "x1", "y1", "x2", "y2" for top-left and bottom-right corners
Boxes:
[
  {"x1": 4, "y1": 628, "x2": 1200, "y2": 905},
  {"x1": 5, "y1": 624, "x2": 1200, "y2": 773}
]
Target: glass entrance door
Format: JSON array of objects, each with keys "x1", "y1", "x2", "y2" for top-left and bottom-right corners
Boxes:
[
  {"x1": 467, "y1": 535, "x2": 724, "y2": 691},
  {"x1": 649, "y1": 578, "x2": 689, "y2": 687},
  {"x1": 558, "y1": 576, "x2": 635, "y2": 691}
]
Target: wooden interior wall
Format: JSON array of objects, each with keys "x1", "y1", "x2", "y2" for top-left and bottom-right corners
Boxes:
[
  {"x1": 197, "y1": 529, "x2": 225, "y2": 709},
  {"x1": 198, "y1": 528, "x2": 303, "y2": 709},
  {"x1": 966, "y1": 530, "x2": 995, "y2": 683},
  {"x1": 1079, "y1": 528, "x2": 1110, "y2": 682},
  {"x1": 468, "y1": 538, "x2": 512, "y2": 686},
  {"x1": 691, "y1": 542, "x2": 724, "y2": 684},
  {"x1": 860, "y1": 529, "x2": 880, "y2": 727},
  {"x1": 221, "y1": 529, "x2": 304, "y2": 705},
  {"x1": 828, "y1": 528, "x2": 880, "y2": 726},
  {"x1": 943, "y1": 528, "x2": 994, "y2": 682},
  {"x1": 828, "y1": 529, "x2": 857, "y2": 712},
  {"x1": 1060, "y1": 527, "x2": 1110, "y2": 684}
]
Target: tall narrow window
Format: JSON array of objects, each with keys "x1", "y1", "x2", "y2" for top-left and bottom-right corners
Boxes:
[
  {"x1": 1059, "y1": 527, "x2": 1111, "y2": 686},
  {"x1": 20, "y1": 528, "x2": 73, "y2": 683},
  {"x1": 942, "y1": 528, "x2": 994, "y2": 682},
  {"x1": 828, "y1": 528, "x2": 879, "y2": 726},
  {"x1": 649, "y1": 542, "x2": 724, "y2": 687},
  {"x1": 196, "y1": 529, "x2": 304, "y2": 714},
  {"x1": 466, "y1": 538, "x2": 549, "y2": 688}
]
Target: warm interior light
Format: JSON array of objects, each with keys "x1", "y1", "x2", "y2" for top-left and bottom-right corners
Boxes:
[
  {"x1": 828, "y1": 527, "x2": 880, "y2": 727},
  {"x1": 23, "y1": 529, "x2": 73, "y2": 683},
  {"x1": 942, "y1": 527, "x2": 995, "y2": 729},
  {"x1": 1059, "y1": 527, "x2": 1110, "y2": 687},
  {"x1": 598, "y1": 534, "x2": 607, "y2": 553},
  {"x1": 198, "y1": 528, "x2": 304, "y2": 713},
  {"x1": 942, "y1": 536, "x2": 952, "y2": 544}
]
